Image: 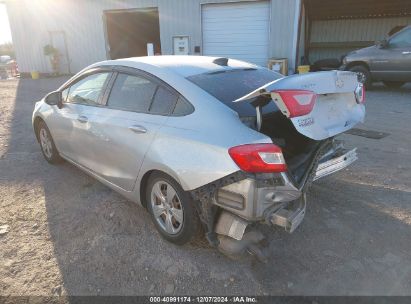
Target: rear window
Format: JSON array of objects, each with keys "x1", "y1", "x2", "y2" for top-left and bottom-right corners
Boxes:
[{"x1": 187, "y1": 68, "x2": 282, "y2": 116}]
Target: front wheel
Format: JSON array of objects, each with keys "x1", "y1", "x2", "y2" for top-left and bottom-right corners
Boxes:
[
  {"x1": 383, "y1": 81, "x2": 405, "y2": 89},
  {"x1": 37, "y1": 120, "x2": 63, "y2": 164},
  {"x1": 349, "y1": 65, "x2": 371, "y2": 88},
  {"x1": 146, "y1": 172, "x2": 201, "y2": 245}
]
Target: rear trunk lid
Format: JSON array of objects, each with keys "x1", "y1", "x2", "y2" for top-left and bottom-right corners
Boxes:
[{"x1": 235, "y1": 70, "x2": 365, "y2": 140}]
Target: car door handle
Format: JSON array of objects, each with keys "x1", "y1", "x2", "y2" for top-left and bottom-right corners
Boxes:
[
  {"x1": 129, "y1": 125, "x2": 147, "y2": 134},
  {"x1": 402, "y1": 51, "x2": 411, "y2": 55},
  {"x1": 77, "y1": 115, "x2": 88, "y2": 123}
]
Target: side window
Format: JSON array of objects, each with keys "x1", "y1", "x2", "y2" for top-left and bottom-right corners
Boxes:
[
  {"x1": 172, "y1": 96, "x2": 194, "y2": 116},
  {"x1": 149, "y1": 86, "x2": 179, "y2": 115},
  {"x1": 389, "y1": 29, "x2": 411, "y2": 48},
  {"x1": 66, "y1": 72, "x2": 110, "y2": 106},
  {"x1": 107, "y1": 73, "x2": 157, "y2": 112}
]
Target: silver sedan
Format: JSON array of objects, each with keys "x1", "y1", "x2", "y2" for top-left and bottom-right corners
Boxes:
[{"x1": 33, "y1": 56, "x2": 365, "y2": 257}]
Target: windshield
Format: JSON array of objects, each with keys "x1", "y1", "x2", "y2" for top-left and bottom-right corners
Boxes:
[
  {"x1": 388, "y1": 27, "x2": 411, "y2": 48},
  {"x1": 187, "y1": 68, "x2": 283, "y2": 117}
]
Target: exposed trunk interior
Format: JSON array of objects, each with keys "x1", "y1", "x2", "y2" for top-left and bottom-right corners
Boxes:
[
  {"x1": 104, "y1": 8, "x2": 161, "y2": 59},
  {"x1": 260, "y1": 111, "x2": 325, "y2": 185},
  {"x1": 187, "y1": 67, "x2": 362, "y2": 186},
  {"x1": 236, "y1": 71, "x2": 363, "y2": 186}
]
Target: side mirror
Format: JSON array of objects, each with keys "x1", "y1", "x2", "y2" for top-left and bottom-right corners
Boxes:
[
  {"x1": 44, "y1": 91, "x2": 63, "y2": 109},
  {"x1": 376, "y1": 39, "x2": 388, "y2": 49}
]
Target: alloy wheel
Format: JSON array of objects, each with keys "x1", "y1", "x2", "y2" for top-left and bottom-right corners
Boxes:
[
  {"x1": 39, "y1": 128, "x2": 53, "y2": 159},
  {"x1": 150, "y1": 181, "x2": 184, "y2": 235}
]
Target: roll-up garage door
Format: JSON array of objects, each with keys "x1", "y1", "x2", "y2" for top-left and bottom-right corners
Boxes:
[{"x1": 202, "y1": 1, "x2": 270, "y2": 67}]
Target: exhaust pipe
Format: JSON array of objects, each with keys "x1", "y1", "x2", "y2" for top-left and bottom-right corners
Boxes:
[
  {"x1": 268, "y1": 194, "x2": 306, "y2": 233},
  {"x1": 215, "y1": 211, "x2": 268, "y2": 262}
]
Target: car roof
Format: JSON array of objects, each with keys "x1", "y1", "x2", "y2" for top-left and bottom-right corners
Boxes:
[{"x1": 108, "y1": 55, "x2": 258, "y2": 78}]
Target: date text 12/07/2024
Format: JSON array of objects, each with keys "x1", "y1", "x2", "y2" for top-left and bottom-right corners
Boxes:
[{"x1": 149, "y1": 296, "x2": 258, "y2": 303}]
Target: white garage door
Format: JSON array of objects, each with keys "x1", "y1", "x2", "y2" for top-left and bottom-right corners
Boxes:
[{"x1": 202, "y1": 1, "x2": 270, "y2": 67}]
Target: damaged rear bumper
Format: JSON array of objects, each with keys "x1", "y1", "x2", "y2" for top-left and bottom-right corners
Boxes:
[
  {"x1": 191, "y1": 143, "x2": 358, "y2": 258},
  {"x1": 269, "y1": 194, "x2": 306, "y2": 233},
  {"x1": 313, "y1": 148, "x2": 357, "y2": 181},
  {"x1": 212, "y1": 146, "x2": 358, "y2": 234}
]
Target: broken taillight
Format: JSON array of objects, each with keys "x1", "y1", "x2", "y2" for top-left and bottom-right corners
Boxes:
[
  {"x1": 355, "y1": 84, "x2": 366, "y2": 104},
  {"x1": 228, "y1": 144, "x2": 287, "y2": 173},
  {"x1": 271, "y1": 90, "x2": 317, "y2": 118}
]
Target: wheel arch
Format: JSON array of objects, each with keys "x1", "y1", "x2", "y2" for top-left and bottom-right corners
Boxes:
[
  {"x1": 33, "y1": 116, "x2": 45, "y2": 142},
  {"x1": 346, "y1": 61, "x2": 370, "y2": 71},
  {"x1": 138, "y1": 168, "x2": 183, "y2": 209}
]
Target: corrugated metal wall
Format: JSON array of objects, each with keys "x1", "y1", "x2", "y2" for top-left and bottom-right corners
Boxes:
[
  {"x1": 5, "y1": 0, "x2": 299, "y2": 73},
  {"x1": 270, "y1": 0, "x2": 298, "y2": 67},
  {"x1": 6, "y1": 0, "x2": 159, "y2": 73},
  {"x1": 310, "y1": 17, "x2": 411, "y2": 63}
]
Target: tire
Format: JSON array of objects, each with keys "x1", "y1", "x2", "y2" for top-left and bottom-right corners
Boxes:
[
  {"x1": 36, "y1": 120, "x2": 63, "y2": 164},
  {"x1": 349, "y1": 65, "x2": 371, "y2": 88},
  {"x1": 146, "y1": 172, "x2": 201, "y2": 245},
  {"x1": 383, "y1": 81, "x2": 405, "y2": 89}
]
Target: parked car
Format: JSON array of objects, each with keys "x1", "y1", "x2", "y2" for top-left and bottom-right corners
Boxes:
[
  {"x1": 342, "y1": 25, "x2": 411, "y2": 88},
  {"x1": 0, "y1": 55, "x2": 11, "y2": 63},
  {"x1": 32, "y1": 56, "x2": 365, "y2": 259}
]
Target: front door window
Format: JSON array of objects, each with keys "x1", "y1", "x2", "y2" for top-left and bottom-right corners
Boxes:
[{"x1": 66, "y1": 72, "x2": 111, "y2": 106}]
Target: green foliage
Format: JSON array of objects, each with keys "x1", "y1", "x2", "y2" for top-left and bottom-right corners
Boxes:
[
  {"x1": 43, "y1": 44, "x2": 58, "y2": 56},
  {"x1": 0, "y1": 42, "x2": 14, "y2": 58}
]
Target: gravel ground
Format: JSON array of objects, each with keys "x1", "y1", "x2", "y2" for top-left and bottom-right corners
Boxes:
[{"x1": 0, "y1": 77, "x2": 410, "y2": 297}]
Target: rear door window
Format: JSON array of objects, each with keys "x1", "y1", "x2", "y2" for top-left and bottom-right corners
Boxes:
[
  {"x1": 149, "y1": 86, "x2": 179, "y2": 115},
  {"x1": 107, "y1": 73, "x2": 157, "y2": 112},
  {"x1": 172, "y1": 96, "x2": 194, "y2": 116}
]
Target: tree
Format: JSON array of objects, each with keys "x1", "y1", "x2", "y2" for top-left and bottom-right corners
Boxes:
[{"x1": 0, "y1": 42, "x2": 14, "y2": 58}]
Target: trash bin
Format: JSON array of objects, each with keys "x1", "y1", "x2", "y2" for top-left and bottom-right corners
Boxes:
[
  {"x1": 31, "y1": 71, "x2": 39, "y2": 80},
  {"x1": 297, "y1": 65, "x2": 310, "y2": 74}
]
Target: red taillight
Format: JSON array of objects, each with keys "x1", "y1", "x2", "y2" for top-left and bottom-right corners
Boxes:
[
  {"x1": 228, "y1": 144, "x2": 287, "y2": 173},
  {"x1": 355, "y1": 84, "x2": 366, "y2": 104},
  {"x1": 271, "y1": 90, "x2": 317, "y2": 118}
]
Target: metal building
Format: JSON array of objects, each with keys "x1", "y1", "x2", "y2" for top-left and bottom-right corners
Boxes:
[
  {"x1": 4, "y1": 0, "x2": 411, "y2": 75},
  {"x1": 304, "y1": 0, "x2": 411, "y2": 64},
  {"x1": 4, "y1": 0, "x2": 301, "y2": 75}
]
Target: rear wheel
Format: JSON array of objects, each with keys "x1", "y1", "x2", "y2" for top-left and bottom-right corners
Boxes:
[
  {"x1": 37, "y1": 120, "x2": 63, "y2": 164},
  {"x1": 349, "y1": 65, "x2": 371, "y2": 88},
  {"x1": 146, "y1": 172, "x2": 201, "y2": 245},
  {"x1": 383, "y1": 81, "x2": 405, "y2": 89}
]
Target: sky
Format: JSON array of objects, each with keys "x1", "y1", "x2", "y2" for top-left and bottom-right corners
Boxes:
[{"x1": 0, "y1": 4, "x2": 12, "y2": 44}]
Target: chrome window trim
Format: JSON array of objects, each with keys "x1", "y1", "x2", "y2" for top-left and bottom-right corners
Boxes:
[
  {"x1": 102, "y1": 66, "x2": 194, "y2": 116},
  {"x1": 59, "y1": 65, "x2": 195, "y2": 116}
]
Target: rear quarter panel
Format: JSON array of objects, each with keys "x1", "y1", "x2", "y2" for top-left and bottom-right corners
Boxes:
[{"x1": 138, "y1": 111, "x2": 271, "y2": 192}]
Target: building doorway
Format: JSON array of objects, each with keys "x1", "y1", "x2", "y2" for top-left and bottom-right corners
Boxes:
[
  {"x1": 104, "y1": 8, "x2": 161, "y2": 59},
  {"x1": 49, "y1": 31, "x2": 71, "y2": 74}
]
